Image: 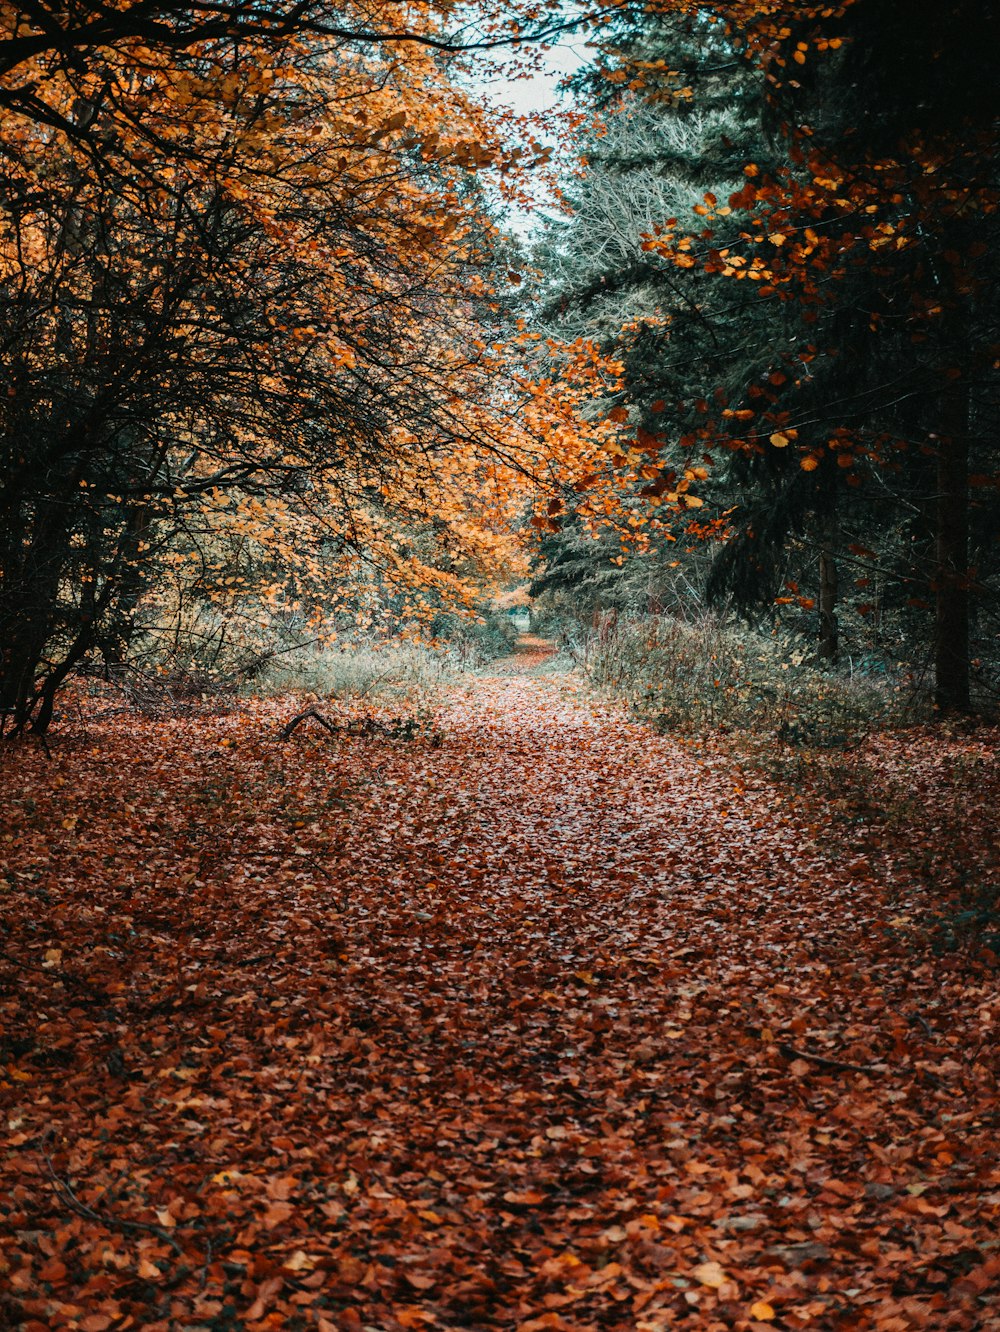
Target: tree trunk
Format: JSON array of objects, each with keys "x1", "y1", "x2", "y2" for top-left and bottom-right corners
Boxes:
[
  {"x1": 817, "y1": 509, "x2": 839, "y2": 663},
  {"x1": 934, "y1": 384, "x2": 970, "y2": 712}
]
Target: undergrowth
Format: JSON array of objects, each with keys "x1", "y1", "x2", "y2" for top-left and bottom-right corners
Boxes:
[
  {"x1": 585, "y1": 613, "x2": 916, "y2": 745},
  {"x1": 258, "y1": 614, "x2": 518, "y2": 700},
  {"x1": 257, "y1": 641, "x2": 456, "y2": 701},
  {"x1": 586, "y1": 614, "x2": 999, "y2": 960}
]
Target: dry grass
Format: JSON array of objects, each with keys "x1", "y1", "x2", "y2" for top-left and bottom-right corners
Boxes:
[
  {"x1": 587, "y1": 613, "x2": 917, "y2": 745},
  {"x1": 256, "y1": 640, "x2": 457, "y2": 702}
]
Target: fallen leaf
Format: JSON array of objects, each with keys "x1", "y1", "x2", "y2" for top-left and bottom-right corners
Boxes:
[{"x1": 692, "y1": 1261, "x2": 727, "y2": 1288}]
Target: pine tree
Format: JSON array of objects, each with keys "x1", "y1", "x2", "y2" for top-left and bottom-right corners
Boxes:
[{"x1": 534, "y1": 2, "x2": 1000, "y2": 703}]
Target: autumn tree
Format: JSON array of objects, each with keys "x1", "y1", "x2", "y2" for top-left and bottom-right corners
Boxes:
[
  {"x1": 0, "y1": 0, "x2": 602, "y2": 133},
  {"x1": 719, "y1": 0, "x2": 999, "y2": 706},
  {"x1": 529, "y1": 19, "x2": 815, "y2": 634},
  {"x1": 0, "y1": 2, "x2": 577, "y2": 733}
]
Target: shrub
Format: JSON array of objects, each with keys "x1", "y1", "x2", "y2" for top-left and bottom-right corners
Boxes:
[{"x1": 587, "y1": 613, "x2": 917, "y2": 744}]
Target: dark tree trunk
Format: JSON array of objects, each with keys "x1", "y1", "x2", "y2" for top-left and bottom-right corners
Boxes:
[
  {"x1": 934, "y1": 384, "x2": 971, "y2": 712},
  {"x1": 0, "y1": 502, "x2": 72, "y2": 727},
  {"x1": 817, "y1": 509, "x2": 839, "y2": 663}
]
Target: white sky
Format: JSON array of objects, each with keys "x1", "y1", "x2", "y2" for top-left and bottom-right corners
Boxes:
[
  {"x1": 473, "y1": 39, "x2": 592, "y2": 236},
  {"x1": 477, "y1": 38, "x2": 590, "y2": 120}
]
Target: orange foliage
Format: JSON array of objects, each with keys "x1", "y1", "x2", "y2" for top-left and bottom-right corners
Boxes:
[{"x1": 0, "y1": 0, "x2": 641, "y2": 712}]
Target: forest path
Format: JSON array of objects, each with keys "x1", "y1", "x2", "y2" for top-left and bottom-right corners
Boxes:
[
  {"x1": 481, "y1": 632, "x2": 560, "y2": 676},
  {"x1": 0, "y1": 673, "x2": 996, "y2": 1329}
]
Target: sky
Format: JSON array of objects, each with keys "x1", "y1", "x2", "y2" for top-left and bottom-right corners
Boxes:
[
  {"x1": 478, "y1": 38, "x2": 590, "y2": 120},
  {"x1": 474, "y1": 38, "x2": 591, "y2": 236}
]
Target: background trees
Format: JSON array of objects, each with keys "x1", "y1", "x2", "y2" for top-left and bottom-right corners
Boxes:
[{"x1": 528, "y1": 1, "x2": 999, "y2": 709}]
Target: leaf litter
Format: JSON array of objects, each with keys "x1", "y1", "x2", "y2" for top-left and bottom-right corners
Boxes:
[{"x1": 1, "y1": 669, "x2": 998, "y2": 1330}]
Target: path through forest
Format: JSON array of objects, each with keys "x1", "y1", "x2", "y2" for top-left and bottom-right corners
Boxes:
[{"x1": 1, "y1": 654, "x2": 998, "y2": 1330}]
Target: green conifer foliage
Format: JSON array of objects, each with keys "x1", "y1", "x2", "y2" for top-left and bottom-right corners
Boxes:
[{"x1": 532, "y1": 3, "x2": 999, "y2": 705}]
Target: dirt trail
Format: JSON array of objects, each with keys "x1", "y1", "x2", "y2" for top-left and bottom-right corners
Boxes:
[
  {"x1": 1, "y1": 673, "x2": 997, "y2": 1330},
  {"x1": 483, "y1": 633, "x2": 560, "y2": 676}
]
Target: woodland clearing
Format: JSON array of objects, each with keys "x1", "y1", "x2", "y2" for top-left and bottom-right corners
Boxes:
[{"x1": 1, "y1": 643, "x2": 998, "y2": 1332}]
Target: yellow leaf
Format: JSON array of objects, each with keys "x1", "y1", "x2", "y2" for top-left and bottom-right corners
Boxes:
[
  {"x1": 750, "y1": 1301, "x2": 776, "y2": 1320},
  {"x1": 770, "y1": 433, "x2": 790, "y2": 447},
  {"x1": 800, "y1": 456, "x2": 820, "y2": 472},
  {"x1": 692, "y1": 1260, "x2": 727, "y2": 1288}
]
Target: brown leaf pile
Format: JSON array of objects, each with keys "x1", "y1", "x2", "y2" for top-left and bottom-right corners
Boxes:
[{"x1": 1, "y1": 669, "x2": 998, "y2": 1331}]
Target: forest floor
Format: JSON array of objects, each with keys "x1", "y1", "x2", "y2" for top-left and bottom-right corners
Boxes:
[{"x1": 1, "y1": 641, "x2": 998, "y2": 1332}]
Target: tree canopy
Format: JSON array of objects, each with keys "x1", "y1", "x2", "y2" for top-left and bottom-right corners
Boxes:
[{"x1": 528, "y1": 0, "x2": 999, "y2": 707}]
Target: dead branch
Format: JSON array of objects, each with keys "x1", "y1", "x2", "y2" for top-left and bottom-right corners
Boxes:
[
  {"x1": 44, "y1": 1146, "x2": 186, "y2": 1258},
  {"x1": 278, "y1": 708, "x2": 421, "y2": 742},
  {"x1": 779, "y1": 1043, "x2": 880, "y2": 1075},
  {"x1": 279, "y1": 707, "x2": 343, "y2": 740}
]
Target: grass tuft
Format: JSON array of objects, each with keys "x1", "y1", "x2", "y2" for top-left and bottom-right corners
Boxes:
[{"x1": 256, "y1": 641, "x2": 457, "y2": 701}]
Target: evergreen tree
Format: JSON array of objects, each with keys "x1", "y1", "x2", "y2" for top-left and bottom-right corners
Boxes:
[{"x1": 533, "y1": 3, "x2": 1000, "y2": 705}]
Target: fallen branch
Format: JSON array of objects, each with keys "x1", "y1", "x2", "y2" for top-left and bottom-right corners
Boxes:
[
  {"x1": 278, "y1": 708, "x2": 421, "y2": 742},
  {"x1": 44, "y1": 1146, "x2": 186, "y2": 1258},
  {"x1": 779, "y1": 1043, "x2": 879, "y2": 1076},
  {"x1": 279, "y1": 707, "x2": 341, "y2": 740}
]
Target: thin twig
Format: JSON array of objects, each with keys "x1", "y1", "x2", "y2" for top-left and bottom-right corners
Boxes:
[
  {"x1": 909, "y1": 1012, "x2": 934, "y2": 1038},
  {"x1": 44, "y1": 1147, "x2": 186, "y2": 1257},
  {"x1": 779, "y1": 1043, "x2": 880, "y2": 1075},
  {"x1": 0, "y1": 947, "x2": 107, "y2": 1001}
]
